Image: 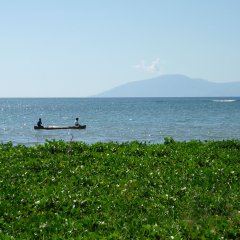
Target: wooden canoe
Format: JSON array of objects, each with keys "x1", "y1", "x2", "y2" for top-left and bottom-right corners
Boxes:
[{"x1": 34, "y1": 125, "x2": 86, "y2": 130}]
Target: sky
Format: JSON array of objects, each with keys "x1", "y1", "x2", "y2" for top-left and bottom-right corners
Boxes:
[{"x1": 1, "y1": 0, "x2": 240, "y2": 97}]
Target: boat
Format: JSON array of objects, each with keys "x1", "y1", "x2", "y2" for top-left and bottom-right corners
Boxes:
[{"x1": 34, "y1": 125, "x2": 86, "y2": 130}]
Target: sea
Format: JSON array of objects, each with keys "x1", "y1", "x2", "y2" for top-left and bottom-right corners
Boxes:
[{"x1": 0, "y1": 97, "x2": 240, "y2": 146}]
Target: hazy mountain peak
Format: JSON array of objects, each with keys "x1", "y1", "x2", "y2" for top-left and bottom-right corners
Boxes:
[{"x1": 94, "y1": 75, "x2": 240, "y2": 97}]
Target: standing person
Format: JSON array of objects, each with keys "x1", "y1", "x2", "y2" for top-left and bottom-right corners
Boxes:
[
  {"x1": 75, "y1": 117, "x2": 80, "y2": 126},
  {"x1": 37, "y1": 118, "x2": 43, "y2": 127}
]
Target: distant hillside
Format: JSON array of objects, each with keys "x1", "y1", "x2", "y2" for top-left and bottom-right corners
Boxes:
[{"x1": 94, "y1": 75, "x2": 240, "y2": 97}]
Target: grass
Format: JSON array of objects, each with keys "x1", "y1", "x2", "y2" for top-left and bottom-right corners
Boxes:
[{"x1": 0, "y1": 139, "x2": 240, "y2": 239}]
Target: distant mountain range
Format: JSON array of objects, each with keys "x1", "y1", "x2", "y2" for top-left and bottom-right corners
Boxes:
[{"x1": 94, "y1": 75, "x2": 240, "y2": 97}]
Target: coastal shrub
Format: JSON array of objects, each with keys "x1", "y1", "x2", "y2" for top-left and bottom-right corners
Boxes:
[{"x1": 0, "y1": 140, "x2": 239, "y2": 239}]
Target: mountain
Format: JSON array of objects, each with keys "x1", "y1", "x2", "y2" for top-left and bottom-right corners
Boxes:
[{"x1": 94, "y1": 75, "x2": 240, "y2": 97}]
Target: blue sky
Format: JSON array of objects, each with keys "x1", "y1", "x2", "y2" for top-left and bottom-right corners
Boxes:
[{"x1": 1, "y1": 0, "x2": 240, "y2": 97}]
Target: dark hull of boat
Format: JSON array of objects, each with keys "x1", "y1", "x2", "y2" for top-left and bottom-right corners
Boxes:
[{"x1": 34, "y1": 125, "x2": 86, "y2": 130}]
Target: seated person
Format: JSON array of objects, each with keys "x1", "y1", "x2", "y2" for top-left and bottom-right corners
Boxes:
[
  {"x1": 75, "y1": 118, "x2": 80, "y2": 126},
  {"x1": 37, "y1": 118, "x2": 43, "y2": 127}
]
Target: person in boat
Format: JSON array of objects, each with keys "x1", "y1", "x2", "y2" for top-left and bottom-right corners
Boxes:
[
  {"x1": 75, "y1": 117, "x2": 80, "y2": 126},
  {"x1": 37, "y1": 118, "x2": 43, "y2": 127}
]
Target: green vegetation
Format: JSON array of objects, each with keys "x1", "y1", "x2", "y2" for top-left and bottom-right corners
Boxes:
[{"x1": 1, "y1": 139, "x2": 240, "y2": 239}]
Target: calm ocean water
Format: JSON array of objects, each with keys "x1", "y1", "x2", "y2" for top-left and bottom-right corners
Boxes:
[{"x1": 0, "y1": 97, "x2": 240, "y2": 146}]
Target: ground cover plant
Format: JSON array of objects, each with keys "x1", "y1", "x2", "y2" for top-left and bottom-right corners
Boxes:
[{"x1": 0, "y1": 139, "x2": 240, "y2": 239}]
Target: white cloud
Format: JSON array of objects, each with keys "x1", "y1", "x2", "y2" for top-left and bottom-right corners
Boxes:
[{"x1": 135, "y1": 58, "x2": 162, "y2": 74}]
